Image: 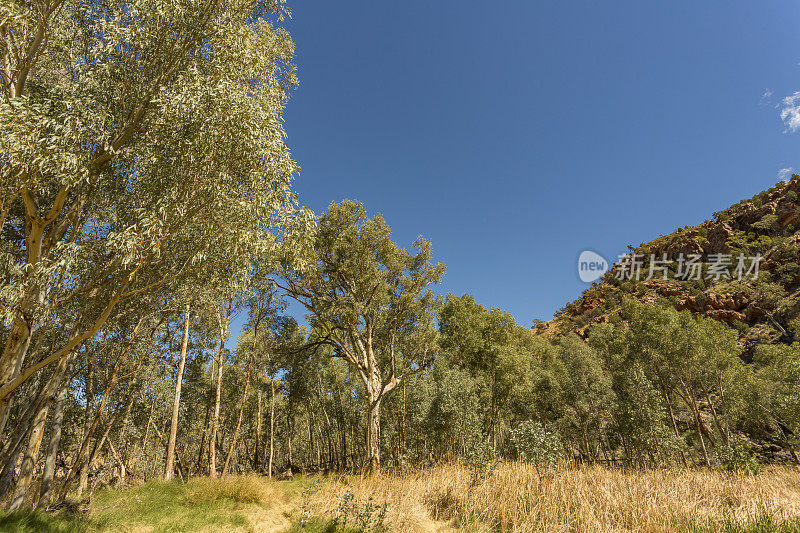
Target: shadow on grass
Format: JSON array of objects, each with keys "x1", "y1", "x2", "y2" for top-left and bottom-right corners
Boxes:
[
  {"x1": 0, "y1": 509, "x2": 96, "y2": 533},
  {"x1": 286, "y1": 516, "x2": 363, "y2": 533},
  {"x1": 691, "y1": 513, "x2": 800, "y2": 533}
]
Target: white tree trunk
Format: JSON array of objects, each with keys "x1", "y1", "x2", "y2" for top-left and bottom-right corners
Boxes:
[
  {"x1": 209, "y1": 337, "x2": 224, "y2": 478},
  {"x1": 164, "y1": 303, "x2": 190, "y2": 481}
]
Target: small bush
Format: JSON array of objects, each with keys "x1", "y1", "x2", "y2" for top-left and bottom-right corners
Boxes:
[
  {"x1": 753, "y1": 214, "x2": 779, "y2": 233},
  {"x1": 510, "y1": 421, "x2": 564, "y2": 465},
  {"x1": 334, "y1": 489, "x2": 391, "y2": 532},
  {"x1": 715, "y1": 439, "x2": 761, "y2": 475},
  {"x1": 464, "y1": 428, "x2": 498, "y2": 485}
]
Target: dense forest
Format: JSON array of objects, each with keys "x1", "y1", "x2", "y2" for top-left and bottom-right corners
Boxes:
[{"x1": 1, "y1": 0, "x2": 800, "y2": 530}]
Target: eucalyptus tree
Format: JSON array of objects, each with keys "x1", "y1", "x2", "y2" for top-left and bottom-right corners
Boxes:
[
  {"x1": 589, "y1": 299, "x2": 745, "y2": 465},
  {"x1": 754, "y1": 343, "x2": 800, "y2": 461},
  {"x1": 221, "y1": 292, "x2": 285, "y2": 476},
  {"x1": 277, "y1": 200, "x2": 445, "y2": 472},
  {"x1": 551, "y1": 335, "x2": 615, "y2": 461},
  {"x1": 164, "y1": 303, "x2": 191, "y2": 481},
  {"x1": 191, "y1": 291, "x2": 236, "y2": 478},
  {"x1": 438, "y1": 294, "x2": 535, "y2": 451},
  {"x1": 415, "y1": 359, "x2": 481, "y2": 460},
  {"x1": 0, "y1": 0, "x2": 309, "y2": 442}
]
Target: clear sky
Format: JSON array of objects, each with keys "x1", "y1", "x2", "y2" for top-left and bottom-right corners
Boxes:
[{"x1": 235, "y1": 1, "x2": 800, "y2": 339}]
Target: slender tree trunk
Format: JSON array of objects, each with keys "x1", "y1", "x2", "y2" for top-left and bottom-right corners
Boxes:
[
  {"x1": 82, "y1": 385, "x2": 137, "y2": 489},
  {"x1": 222, "y1": 354, "x2": 252, "y2": 476},
  {"x1": 140, "y1": 398, "x2": 156, "y2": 479},
  {"x1": 76, "y1": 358, "x2": 95, "y2": 498},
  {"x1": 0, "y1": 439, "x2": 23, "y2": 500},
  {"x1": 106, "y1": 438, "x2": 125, "y2": 486},
  {"x1": 0, "y1": 362, "x2": 55, "y2": 498},
  {"x1": 690, "y1": 390, "x2": 711, "y2": 467},
  {"x1": 209, "y1": 330, "x2": 225, "y2": 478},
  {"x1": 164, "y1": 303, "x2": 191, "y2": 481},
  {"x1": 306, "y1": 408, "x2": 313, "y2": 468},
  {"x1": 116, "y1": 389, "x2": 135, "y2": 485},
  {"x1": 316, "y1": 379, "x2": 334, "y2": 470},
  {"x1": 705, "y1": 388, "x2": 729, "y2": 446},
  {"x1": 61, "y1": 318, "x2": 151, "y2": 499},
  {"x1": 39, "y1": 374, "x2": 69, "y2": 508},
  {"x1": 307, "y1": 409, "x2": 318, "y2": 468},
  {"x1": 268, "y1": 378, "x2": 275, "y2": 478},
  {"x1": 0, "y1": 286, "x2": 44, "y2": 437},
  {"x1": 10, "y1": 373, "x2": 61, "y2": 510},
  {"x1": 254, "y1": 389, "x2": 262, "y2": 472},
  {"x1": 335, "y1": 385, "x2": 348, "y2": 471},
  {"x1": 197, "y1": 403, "x2": 211, "y2": 475},
  {"x1": 401, "y1": 382, "x2": 406, "y2": 451},
  {"x1": 286, "y1": 407, "x2": 293, "y2": 469},
  {"x1": 661, "y1": 379, "x2": 688, "y2": 467},
  {"x1": 12, "y1": 406, "x2": 52, "y2": 510}
]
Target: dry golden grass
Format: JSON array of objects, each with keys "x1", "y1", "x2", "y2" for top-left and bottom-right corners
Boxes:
[{"x1": 307, "y1": 462, "x2": 800, "y2": 532}]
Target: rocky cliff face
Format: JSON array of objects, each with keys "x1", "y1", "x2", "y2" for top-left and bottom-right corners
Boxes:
[{"x1": 540, "y1": 176, "x2": 800, "y2": 356}]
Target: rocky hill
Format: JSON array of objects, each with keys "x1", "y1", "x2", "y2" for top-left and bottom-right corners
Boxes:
[{"x1": 538, "y1": 175, "x2": 800, "y2": 358}]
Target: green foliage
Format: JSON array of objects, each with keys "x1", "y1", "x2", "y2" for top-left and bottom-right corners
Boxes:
[
  {"x1": 438, "y1": 293, "x2": 536, "y2": 454},
  {"x1": 464, "y1": 426, "x2": 499, "y2": 485},
  {"x1": 715, "y1": 438, "x2": 761, "y2": 475},
  {"x1": 415, "y1": 359, "x2": 481, "y2": 459},
  {"x1": 300, "y1": 480, "x2": 323, "y2": 527},
  {"x1": 712, "y1": 514, "x2": 800, "y2": 533},
  {"x1": 524, "y1": 334, "x2": 617, "y2": 461},
  {"x1": 587, "y1": 298, "x2": 749, "y2": 465},
  {"x1": 754, "y1": 343, "x2": 800, "y2": 441},
  {"x1": 334, "y1": 490, "x2": 391, "y2": 532},
  {"x1": 753, "y1": 214, "x2": 779, "y2": 233},
  {"x1": 0, "y1": 0, "x2": 313, "y2": 435},
  {"x1": 509, "y1": 421, "x2": 564, "y2": 464},
  {"x1": 613, "y1": 365, "x2": 683, "y2": 464}
]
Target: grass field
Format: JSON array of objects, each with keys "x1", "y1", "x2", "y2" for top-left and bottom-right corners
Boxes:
[{"x1": 1, "y1": 463, "x2": 800, "y2": 532}]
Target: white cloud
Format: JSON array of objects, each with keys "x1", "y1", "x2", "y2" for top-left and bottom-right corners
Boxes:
[
  {"x1": 778, "y1": 167, "x2": 794, "y2": 181},
  {"x1": 780, "y1": 92, "x2": 800, "y2": 132},
  {"x1": 763, "y1": 89, "x2": 773, "y2": 100}
]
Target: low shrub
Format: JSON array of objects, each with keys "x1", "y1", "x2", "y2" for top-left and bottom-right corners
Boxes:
[{"x1": 510, "y1": 421, "x2": 564, "y2": 465}]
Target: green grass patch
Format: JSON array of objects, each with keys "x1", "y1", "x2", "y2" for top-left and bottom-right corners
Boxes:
[
  {"x1": 0, "y1": 475, "x2": 304, "y2": 533},
  {"x1": 285, "y1": 516, "x2": 362, "y2": 533},
  {"x1": 0, "y1": 509, "x2": 95, "y2": 533},
  {"x1": 88, "y1": 475, "x2": 287, "y2": 532},
  {"x1": 91, "y1": 481, "x2": 246, "y2": 531}
]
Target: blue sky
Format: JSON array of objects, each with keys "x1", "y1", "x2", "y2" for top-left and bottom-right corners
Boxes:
[{"x1": 235, "y1": 1, "x2": 800, "y2": 339}]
